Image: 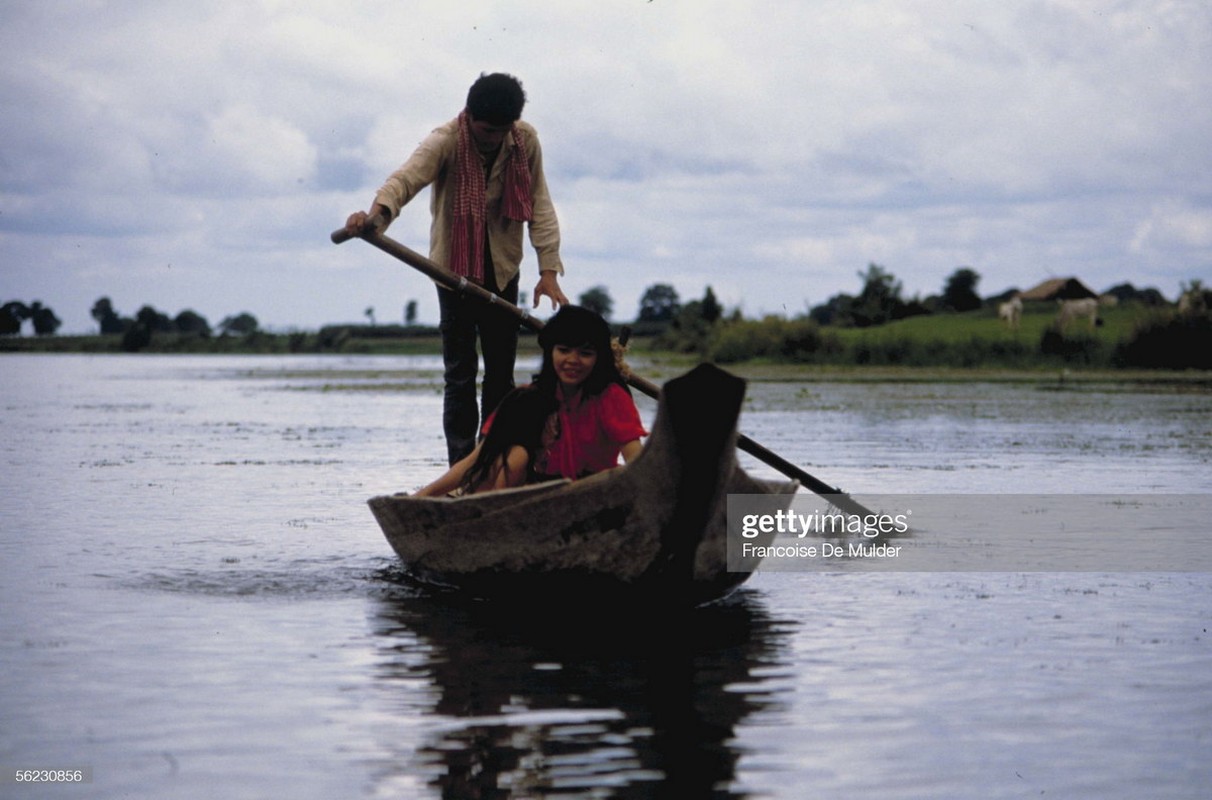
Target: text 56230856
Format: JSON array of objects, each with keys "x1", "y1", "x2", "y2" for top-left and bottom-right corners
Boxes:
[{"x1": 3, "y1": 767, "x2": 93, "y2": 784}]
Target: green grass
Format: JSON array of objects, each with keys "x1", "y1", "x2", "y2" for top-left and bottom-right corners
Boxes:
[
  {"x1": 809, "y1": 303, "x2": 1155, "y2": 369},
  {"x1": 835, "y1": 303, "x2": 1146, "y2": 348}
]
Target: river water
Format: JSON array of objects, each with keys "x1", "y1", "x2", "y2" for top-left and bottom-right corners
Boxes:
[{"x1": 2, "y1": 353, "x2": 1210, "y2": 799}]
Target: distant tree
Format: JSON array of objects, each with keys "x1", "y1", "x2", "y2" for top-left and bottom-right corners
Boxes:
[
  {"x1": 809, "y1": 293, "x2": 856, "y2": 326},
  {"x1": 405, "y1": 300, "x2": 418, "y2": 326},
  {"x1": 135, "y1": 305, "x2": 174, "y2": 333},
  {"x1": 117, "y1": 305, "x2": 168, "y2": 351},
  {"x1": 1104, "y1": 283, "x2": 1166, "y2": 306},
  {"x1": 29, "y1": 302, "x2": 62, "y2": 336},
  {"x1": 365, "y1": 306, "x2": 376, "y2": 326},
  {"x1": 637, "y1": 283, "x2": 681, "y2": 323},
  {"x1": 654, "y1": 287, "x2": 727, "y2": 354},
  {"x1": 700, "y1": 286, "x2": 722, "y2": 324},
  {"x1": 809, "y1": 265, "x2": 911, "y2": 327},
  {"x1": 174, "y1": 309, "x2": 211, "y2": 336},
  {"x1": 851, "y1": 263, "x2": 905, "y2": 327},
  {"x1": 1138, "y1": 288, "x2": 1168, "y2": 306},
  {"x1": 941, "y1": 268, "x2": 982, "y2": 312},
  {"x1": 897, "y1": 295, "x2": 934, "y2": 320},
  {"x1": 91, "y1": 297, "x2": 127, "y2": 334},
  {"x1": 915, "y1": 293, "x2": 944, "y2": 314},
  {"x1": 663, "y1": 300, "x2": 707, "y2": 353},
  {"x1": 220, "y1": 312, "x2": 259, "y2": 336},
  {"x1": 121, "y1": 322, "x2": 151, "y2": 352},
  {"x1": 579, "y1": 285, "x2": 614, "y2": 320},
  {"x1": 1, "y1": 301, "x2": 31, "y2": 335}
]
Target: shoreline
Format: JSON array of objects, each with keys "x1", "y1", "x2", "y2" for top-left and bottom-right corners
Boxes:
[{"x1": 4, "y1": 337, "x2": 1210, "y2": 390}]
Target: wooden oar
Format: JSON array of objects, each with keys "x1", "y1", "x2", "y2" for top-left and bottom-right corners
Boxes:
[{"x1": 331, "y1": 222, "x2": 875, "y2": 516}]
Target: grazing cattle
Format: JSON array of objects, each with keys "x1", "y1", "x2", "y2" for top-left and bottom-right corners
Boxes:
[
  {"x1": 1056, "y1": 297, "x2": 1100, "y2": 329},
  {"x1": 998, "y1": 296, "x2": 1023, "y2": 330}
]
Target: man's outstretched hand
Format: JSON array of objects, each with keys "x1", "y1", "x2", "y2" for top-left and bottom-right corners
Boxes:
[{"x1": 533, "y1": 272, "x2": 569, "y2": 310}]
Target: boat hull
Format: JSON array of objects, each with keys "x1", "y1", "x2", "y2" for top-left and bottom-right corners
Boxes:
[{"x1": 368, "y1": 364, "x2": 798, "y2": 606}]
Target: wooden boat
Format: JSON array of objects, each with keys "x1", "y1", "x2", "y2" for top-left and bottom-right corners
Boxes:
[{"x1": 368, "y1": 363, "x2": 799, "y2": 607}]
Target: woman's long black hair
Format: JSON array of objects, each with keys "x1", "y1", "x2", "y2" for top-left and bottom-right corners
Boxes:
[
  {"x1": 533, "y1": 305, "x2": 630, "y2": 397},
  {"x1": 462, "y1": 386, "x2": 557, "y2": 492}
]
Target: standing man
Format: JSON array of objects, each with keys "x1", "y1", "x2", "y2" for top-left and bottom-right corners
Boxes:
[{"x1": 345, "y1": 73, "x2": 569, "y2": 465}]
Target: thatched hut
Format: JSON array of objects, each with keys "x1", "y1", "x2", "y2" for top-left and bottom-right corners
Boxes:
[{"x1": 1018, "y1": 277, "x2": 1099, "y2": 302}]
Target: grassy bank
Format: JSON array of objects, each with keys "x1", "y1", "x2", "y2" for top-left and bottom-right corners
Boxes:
[{"x1": 701, "y1": 302, "x2": 1212, "y2": 371}]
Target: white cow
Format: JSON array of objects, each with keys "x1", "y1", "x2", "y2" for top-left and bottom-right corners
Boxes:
[
  {"x1": 1056, "y1": 297, "x2": 1100, "y2": 329},
  {"x1": 998, "y1": 296, "x2": 1023, "y2": 329}
]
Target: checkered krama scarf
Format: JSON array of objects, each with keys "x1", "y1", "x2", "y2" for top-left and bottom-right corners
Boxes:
[{"x1": 449, "y1": 110, "x2": 534, "y2": 283}]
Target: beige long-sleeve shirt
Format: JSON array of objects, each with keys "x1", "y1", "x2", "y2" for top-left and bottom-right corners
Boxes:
[{"x1": 373, "y1": 117, "x2": 564, "y2": 289}]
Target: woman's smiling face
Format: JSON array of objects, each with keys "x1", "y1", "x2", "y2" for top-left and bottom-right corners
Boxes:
[{"x1": 551, "y1": 343, "x2": 598, "y2": 389}]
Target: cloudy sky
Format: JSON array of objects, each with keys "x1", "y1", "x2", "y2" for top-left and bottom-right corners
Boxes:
[{"x1": 2, "y1": 1, "x2": 1210, "y2": 333}]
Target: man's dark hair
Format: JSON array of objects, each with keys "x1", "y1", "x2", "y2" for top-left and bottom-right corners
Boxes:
[{"x1": 466, "y1": 73, "x2": 526, "y2": 124}]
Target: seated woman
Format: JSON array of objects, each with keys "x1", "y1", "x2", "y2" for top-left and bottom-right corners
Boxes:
[
  {"x1": 531, "y1": 305, "x2": 647, "y2": 479},
  {"x1": 414, "y1": 386, "x2": 558, "y2": 497}
]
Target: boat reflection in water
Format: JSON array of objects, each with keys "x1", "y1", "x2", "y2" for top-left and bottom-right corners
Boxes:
[{"x1": 365, "y1": 584, "x2": 796, "y2": 797}]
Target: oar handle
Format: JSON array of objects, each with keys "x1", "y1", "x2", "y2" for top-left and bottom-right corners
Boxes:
[
  {"x1": 331, "y1": 224, "x2": 875, "y2": 516},
  {"x1": 332, "y1": 225, "x2": 545, "y2": 333},
  {"x1": 331, "y1": 211, "x2": 388, "y2": 245},
  {"x1": 621, "y1": 369, "x2": 871, "y2": 516}
]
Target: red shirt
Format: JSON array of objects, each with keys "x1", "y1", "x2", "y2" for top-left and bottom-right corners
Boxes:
[{"x1": 538, "y1": 383, "x2": 647, "y2": 479}]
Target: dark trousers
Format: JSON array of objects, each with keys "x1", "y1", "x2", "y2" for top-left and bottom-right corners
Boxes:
[{"x1": 436, "y1": 273, "x2": 520, "y2": 465}]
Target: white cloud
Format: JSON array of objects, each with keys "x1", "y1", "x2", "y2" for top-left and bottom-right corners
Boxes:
[
  {"x1": 1132, "y1": 200, "x2": 1212, "y2": 253},
  {"x1": 2, "y1": 0, "x2": 1210, "y2": 332},
  {"x1": 206, "y1": 105, "x2": 318, "y2": 192}
]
